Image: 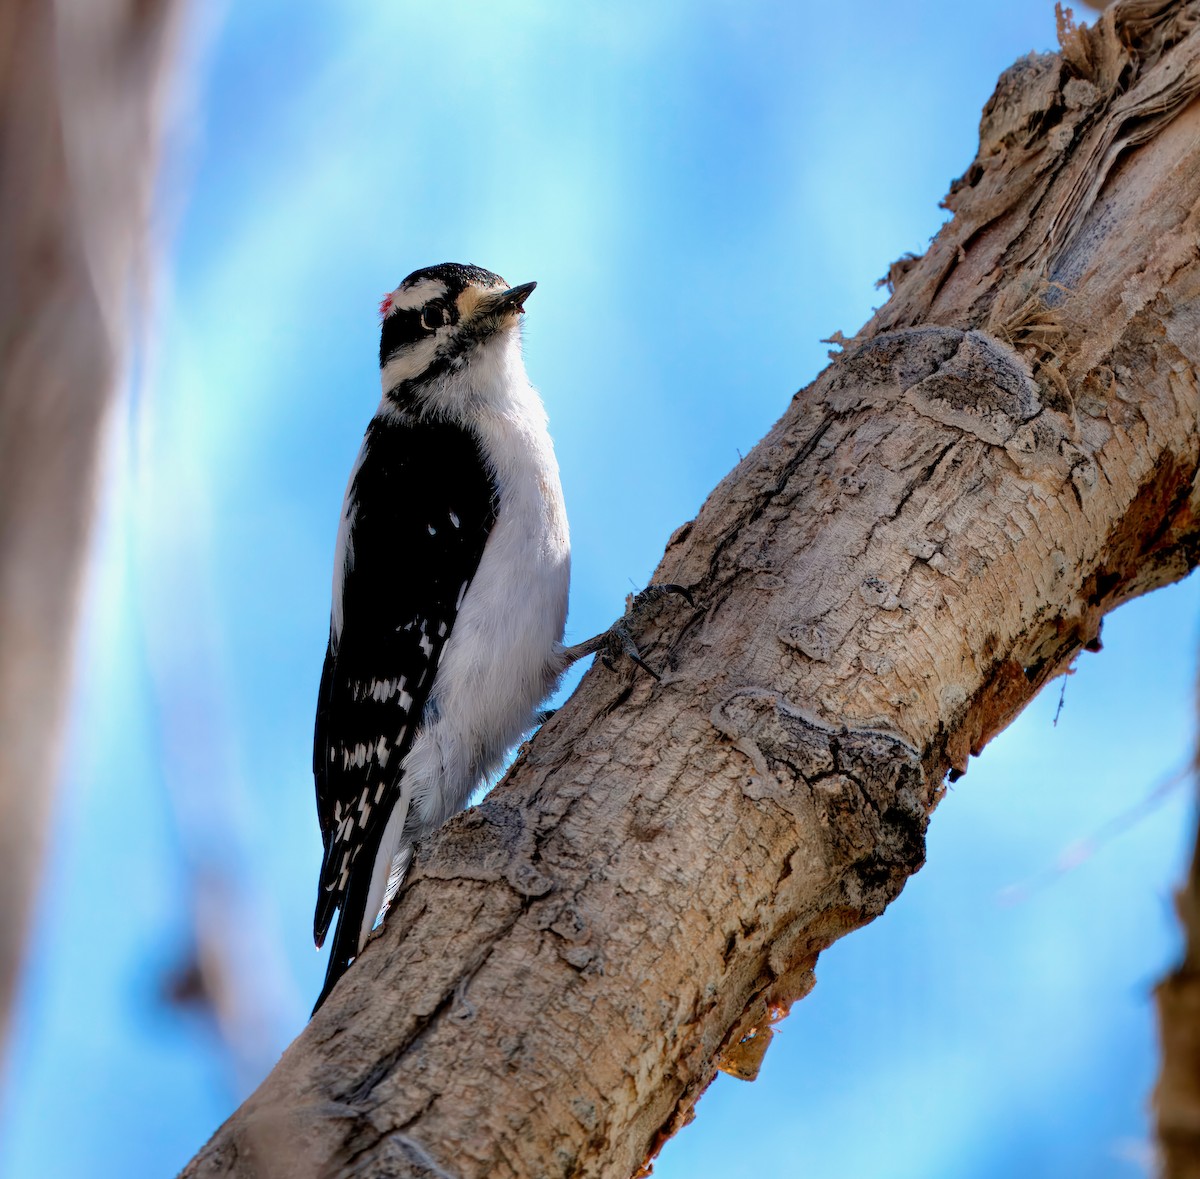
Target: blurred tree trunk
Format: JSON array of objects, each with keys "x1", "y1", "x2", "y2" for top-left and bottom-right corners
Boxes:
[
  {"x1": 182, "y1": 4, "x2": 1200, "y2": 1177},
  {"x1": 1158, "y1": 777, "x2": 1200, "y2": 1178},
  {"x1": 0, "y1": 0, "x2": 180, "y2": 1065},
  {"x1": 1155, "y1": 666, "x2": 1200, "y2": 1174}
]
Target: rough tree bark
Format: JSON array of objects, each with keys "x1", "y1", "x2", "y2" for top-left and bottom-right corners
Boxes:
[
  {"x1": 0, "y1": 0, "x2": 181, "y2": 1063},
  {"x1": 184, "y1": 4, "x2": 1200, "y2": 1176}
]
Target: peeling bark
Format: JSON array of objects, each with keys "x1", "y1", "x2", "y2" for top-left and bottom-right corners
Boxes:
[
  {"x1": 183, "y1": 4, "x2": 1200, "y2": 1176},
  {"x1": 0, "y1": 0, "x2": 181, "y2": 1061}
]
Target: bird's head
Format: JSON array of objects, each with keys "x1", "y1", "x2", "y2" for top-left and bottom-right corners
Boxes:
[{"x1": 378, "y1": 263, "x2": 536, "y2": 402}]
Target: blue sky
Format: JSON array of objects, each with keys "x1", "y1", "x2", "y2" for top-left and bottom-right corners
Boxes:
[{"x1": 2, "y1": 2, "x2": 1197, "y2": 1176}]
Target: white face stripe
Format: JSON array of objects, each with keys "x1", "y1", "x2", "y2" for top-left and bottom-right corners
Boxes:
[
  {"x1": 384, "y1": 279, "x2": 448, "y2": 316},
  {"x1": 380, "y1": 335, "x2": 439, "y2": 392}
]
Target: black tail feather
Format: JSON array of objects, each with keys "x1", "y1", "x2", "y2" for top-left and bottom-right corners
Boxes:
[
  {"x1": 313, "y1": 845, "x2": 339, "y2": 949},
  {"x1": 312, "y1": 867, "x2": 373, "y2": 1014}
]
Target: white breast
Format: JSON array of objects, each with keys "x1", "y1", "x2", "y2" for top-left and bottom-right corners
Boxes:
[{"x1": 401, "y1": 330, "x2": 570, "y2": 831}]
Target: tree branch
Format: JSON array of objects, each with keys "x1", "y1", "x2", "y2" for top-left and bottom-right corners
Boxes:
[{"x1": 184, "y1": 3, "x2": 1200, "y2": 1175}]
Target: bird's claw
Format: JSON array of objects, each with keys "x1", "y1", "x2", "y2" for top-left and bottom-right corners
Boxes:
[
  {"x1": 599, "y1": 622, "x2": 661, "y2": 680},
  {"x1": 599, "y1": 583, "x2": 697, "y2": 681},
  {"x1": 630, "y1": 583, "x2": 695, "y2": 611}
]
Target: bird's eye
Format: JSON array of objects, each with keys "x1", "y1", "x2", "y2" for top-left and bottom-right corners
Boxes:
[{"x1": 421, "y1": 302, "x2": 448, "y2": 331}]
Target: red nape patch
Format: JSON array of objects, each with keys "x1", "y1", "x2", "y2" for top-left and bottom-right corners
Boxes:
[{"x1": 379, "y1": 293, "x2": 393, "y2": 319}]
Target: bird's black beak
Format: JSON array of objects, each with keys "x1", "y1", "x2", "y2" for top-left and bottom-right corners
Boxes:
[{"x1": 483, "y1": 281, "x2": 537, "y2": 316}]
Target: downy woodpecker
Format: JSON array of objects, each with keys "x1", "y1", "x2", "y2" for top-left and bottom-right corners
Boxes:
[{"x1": 312, "y1": 263, "x2": 686, "y2": 1011}]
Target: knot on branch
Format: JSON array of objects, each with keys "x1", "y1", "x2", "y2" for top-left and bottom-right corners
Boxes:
[
  {"x1": 418, "y1": 801, "x2": 554, "y2": 905},
  {"x1": 828, "y1": 327, "x2": 1043, "y2": 445},
  {"x1": 710, "y1": 688, "x2": 928, "y2": 889},
  {"x1": 706, "y1": 693, "x2": 929, "y2": 1089},
  {"x1": 905, "y1": 330, "x2": 1042, "y2": 443}
]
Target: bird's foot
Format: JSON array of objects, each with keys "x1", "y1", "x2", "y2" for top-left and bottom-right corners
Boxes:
[{"x1": 563, "y1": 583, "x2": 695, "y2": 681}]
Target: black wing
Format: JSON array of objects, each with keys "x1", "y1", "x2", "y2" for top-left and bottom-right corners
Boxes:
[{"x1": 312, "y1": 410, "x2": 496, "y2": 1001}]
